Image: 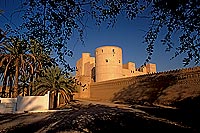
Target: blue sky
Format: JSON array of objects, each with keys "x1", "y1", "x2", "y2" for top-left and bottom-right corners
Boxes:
[
  {"x1": 66, "y1": 13, "x2": 198, "y2": 73},
  {"x1": 1, "y1": 0, "x2": 199, "y2": 74}
]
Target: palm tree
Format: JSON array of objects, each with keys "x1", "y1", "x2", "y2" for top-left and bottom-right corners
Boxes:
[
  {"x1": 0, "y1": 37, "x2": 36, "y2": 97},
  {"x1": 0, "y1": 33, "x2": 56, "y2": 98},
  {"x1": 33, "y1": 66, "x2": 77, "y2": 108},
  {"x1": 0, "y1": 64, "x2": 9, "y2": 97},
  {"x1": 28, "y1": 39, "x2": 54, "y2": 95}
]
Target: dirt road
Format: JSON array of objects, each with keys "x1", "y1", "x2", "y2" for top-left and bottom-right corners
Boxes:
[{"x1": 0, "y1": 99, "x2": 197, "y2": 133}]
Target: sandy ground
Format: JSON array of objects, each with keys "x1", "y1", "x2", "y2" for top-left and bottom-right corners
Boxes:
[{"x1": 0, "y1": 99, "x2": 198, "y2": 133}]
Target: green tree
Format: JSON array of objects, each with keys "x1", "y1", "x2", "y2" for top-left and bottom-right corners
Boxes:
[{"x1": 33, "y1": 66, "x2": 77, "y2": 108}]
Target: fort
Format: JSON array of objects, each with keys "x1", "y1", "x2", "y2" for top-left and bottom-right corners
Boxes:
[
  {"x1": 75, "y1": 45, "x2": 200, "y2": 106},
  {"x1": 76, "y1": 45, "x2": 156, "y2": 83}
]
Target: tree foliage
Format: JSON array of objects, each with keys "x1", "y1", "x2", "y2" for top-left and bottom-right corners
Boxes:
[
  {"x1": 93, "y1": 0, "x2": 200, "y2": 66},
  {"x1": 0, "y1": 33, "x2": 54, "y2": 97},
  {"x1": 17, "y1": 0, "x2": 199, "y2": 67},
  {"x1": 0, "y1": 0, "x2": 199, "y2": 69},
  {"x1": 33, "y1": 66, "x2": 77, "y2": 107},
  {"x1": 20, "y1": 0, "x2": 83, "y2": 71},
  {"x1": 0, "y1": 37, "x2": 36, "y2": 97},
  {"x1": 145, "y1": 0, "x2": 200, "y2": 66}
]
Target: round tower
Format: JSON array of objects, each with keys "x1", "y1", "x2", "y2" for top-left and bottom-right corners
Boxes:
[{"x1": 95, "y1": 46, "x2": 122, "y2": 82}]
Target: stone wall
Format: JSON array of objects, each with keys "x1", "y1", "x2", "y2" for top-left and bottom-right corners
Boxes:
[{"x1": 89, "y1": 66, "x2": 200, "y2": 106}]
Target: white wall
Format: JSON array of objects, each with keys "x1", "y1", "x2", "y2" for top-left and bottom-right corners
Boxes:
[
  {"x1": 0, "y1": 98, "x2": 17, "y2": 103},
  {"x1": 16, "y1": 91, "x2": 50, "y2": 113},
  {"x1": 0, "y1": 98, "x2": 17, "y2": 113},
  {"x1": 0, "y1": 91, "x2": 50, "y2": 113}
]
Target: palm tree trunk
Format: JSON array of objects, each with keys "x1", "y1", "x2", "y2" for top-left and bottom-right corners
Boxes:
[
  {"x1": 53, "y1": 89, "x2": 58, "y2": 109},
  {"x1": 2, "y1": 75, "x2": 8, "y2": 98},
  {"x1": 8, "y1": 72, "x2": 13, "y2": 98},
  {"x1": 13, "y1": 58, "x2": 19, "y2": 98},
  {"x1": 29, "y1": 75, "x2": 34, "y2": 96}
]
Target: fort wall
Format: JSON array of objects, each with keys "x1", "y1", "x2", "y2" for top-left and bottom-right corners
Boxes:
[{"x1": 89, "y1": 66, "x2": 200, "y2": 104}]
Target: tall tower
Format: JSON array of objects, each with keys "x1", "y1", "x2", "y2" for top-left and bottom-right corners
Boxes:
[
  {"x1": 75, "y1": 53, "x2": 95, "y2": 98},
  {"x1": 95, "y1": 46, "x2": 122, "y2": 82}
]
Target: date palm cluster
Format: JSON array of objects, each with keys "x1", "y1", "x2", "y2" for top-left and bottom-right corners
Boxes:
[{"x1": 0, "y1": 30, "x2": 77, "y2": 105}]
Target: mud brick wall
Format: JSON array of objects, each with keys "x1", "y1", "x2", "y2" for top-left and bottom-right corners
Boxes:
[{"x1": 90, "y1": 66, "x2": 200, "y2": 105}]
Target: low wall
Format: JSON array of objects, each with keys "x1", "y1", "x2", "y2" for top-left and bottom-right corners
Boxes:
[
  {"x1": 0, "y1": 91, "x2": 50, "y2": 114},
  {"x1": 0, "y1": 98, "x2": 17, "y2": 103},
  {"x1": 16, "y1": 91, "x2": 50, "y2": 113},
  {"x1": 0, "y1": 98, "x2": 17, "y2": 114}
]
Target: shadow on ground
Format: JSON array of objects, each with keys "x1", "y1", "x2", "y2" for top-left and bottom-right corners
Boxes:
[{"x1": 0, "y1": 100, "x2": 198, "y2": 133}]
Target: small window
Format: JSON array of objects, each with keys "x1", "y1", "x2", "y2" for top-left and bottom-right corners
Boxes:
[
  {"x1": 106, "y1": 59, "x2": 108, "y2": 62},
  {"x1": 112, "y1": 49, "x2": 115, "y2": 54},
  {"x1": 119, "y1": 60, "x2": 120, "y2": 63},
  {"x1": 102, "y1": 49, "x2": 103, "y2": 53}
]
